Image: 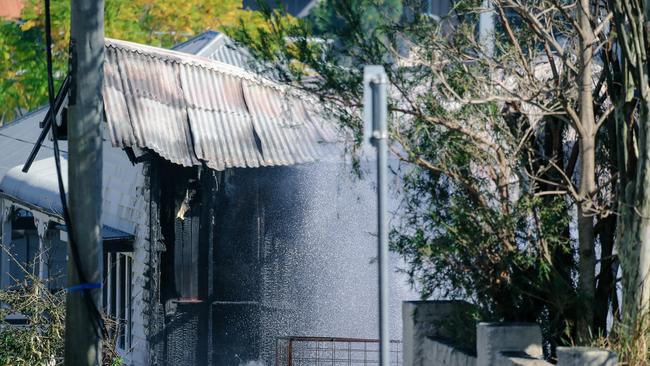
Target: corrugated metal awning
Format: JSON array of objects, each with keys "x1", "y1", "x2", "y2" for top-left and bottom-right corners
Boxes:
[{"x1": 103, "y1": 38, "x2": 338, "y2": 171}]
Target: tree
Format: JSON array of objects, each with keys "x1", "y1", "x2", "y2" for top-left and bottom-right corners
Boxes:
[
  {"x1": 0, "y1": 0, "x2": 286, "y2": 124},
  {"x1": 608, "y1": 0, "x2": 650, "y2": 349},
  {"x1": 231, "y1": 0, "x2": 622, "y2": 353}
]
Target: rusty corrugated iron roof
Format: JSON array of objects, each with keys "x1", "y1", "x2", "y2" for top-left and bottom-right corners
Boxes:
[{"x1": 103, "y1": 38, "x2": 337, "y2": 171}]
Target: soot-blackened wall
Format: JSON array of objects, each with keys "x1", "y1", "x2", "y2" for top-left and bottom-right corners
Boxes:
[
  {"x1": 156, "y1": 156, "x2": 413, "y2": 366},
  {"x1": 211, "y1": 166, "x2": 312, "y2": 365}
]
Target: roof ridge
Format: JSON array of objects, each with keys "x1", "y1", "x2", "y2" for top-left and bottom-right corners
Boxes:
[
  {"x1": 105, "y1": 38, "x2": 286, "y2": 93},
  {"x1": 171, "y1": 30, "x2": 222, "y2": 52}
]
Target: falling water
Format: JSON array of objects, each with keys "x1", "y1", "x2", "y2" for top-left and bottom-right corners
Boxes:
[{"x1": 219, "y1": 151, "x2": 418, "y2": 365}]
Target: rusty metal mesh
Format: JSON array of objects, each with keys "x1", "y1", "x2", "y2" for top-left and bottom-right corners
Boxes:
[{"x1": 275, "y1": 337, "x2": 402, "y2": 366}]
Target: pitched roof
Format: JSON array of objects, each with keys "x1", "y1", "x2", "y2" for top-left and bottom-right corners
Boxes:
[
  {"x1": 104, "y1": 37, "x2": 337, "y2": 171},
  {"x1": 0, "y1": 32, "x2": 338, "y2": 222},
  {"x1": 0, "y1": 108, "x2": 62, "y2": 179},
  {"x1": 172, "y1": 30, "x2": 254, "y2": 69},
  {"x1": 242, "y1": 0, "x2": 320, "y2": 18}
]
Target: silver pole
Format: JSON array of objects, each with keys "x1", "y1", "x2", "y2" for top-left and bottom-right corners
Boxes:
[
  {"x1": 364, "y1": 65, "x2": 390, "y2": 366},
  {"x1": 479, "y1": 0, "x2": 495, "y2": 58}
]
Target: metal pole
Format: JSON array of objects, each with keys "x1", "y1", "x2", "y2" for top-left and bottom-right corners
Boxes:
[
  {"x1": 364, "y1": 65, "x2": 389, "y2": 366},
  {"x1": 65, "y1": 1, "x2": 104, "y2": 365},
  {"x1": 479, "y1": 0, "x2": 495, "y2": 58}
]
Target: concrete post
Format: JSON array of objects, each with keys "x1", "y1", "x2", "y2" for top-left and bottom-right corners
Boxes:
[
  {"x1": 556, "y1": 347, "x2": 617, "y2": 366},
  {"x1": 476, "y1": 323, "x2": 543, "y2": 366},
  {"x1": 495, "y1": 351, "x2": 552, "y2": 366},
  {"x1": 403, "y1": 300, "x2": 476, "y2": 366}
]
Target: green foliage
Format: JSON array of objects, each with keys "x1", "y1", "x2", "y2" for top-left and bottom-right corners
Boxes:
[
  {"x1": 0, "y1": 19, "x2": 47, "y2": 124},
  {"x1": 0, "y1": 0, "x2": 286, "y2": 124},
  {"x1": 0, "y1": 282, "x2": 65, "y2": 366},
  {"x1": 0, "y1": 268, "x2": 123, "y2": 365},
  {"x1": 309, "y1": 0, "x2": 402, "y2": 37},
  {"x1": 231, "y1": 0, "x2": 592, "y2": 353}
]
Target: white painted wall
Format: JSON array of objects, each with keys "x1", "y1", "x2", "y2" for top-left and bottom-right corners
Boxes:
[{"x1": 100, "y1": 131, "x2": 150, "y2": 366}]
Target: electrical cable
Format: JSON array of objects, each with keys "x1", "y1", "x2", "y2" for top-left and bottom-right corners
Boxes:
[{"x1": 43, "y1": 0, "x2": 107, "y2": 338}]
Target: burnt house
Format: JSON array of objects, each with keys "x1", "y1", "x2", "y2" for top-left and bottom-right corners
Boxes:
[
  {"x1": 0, "y1": 31, "x2": 345, "y2": 365},
  {"x1": 0, "y1": 21, "x2": 422, "y2": 365}
]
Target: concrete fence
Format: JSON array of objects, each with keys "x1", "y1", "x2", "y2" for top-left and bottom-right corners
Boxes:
[{"x1": 403, "y1": 301, "x2": 618, "y2": 366}]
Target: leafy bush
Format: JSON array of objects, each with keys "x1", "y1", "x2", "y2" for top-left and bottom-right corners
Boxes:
[
  {"x1": 0, "y1": 279, "x2": 65, "y2": 365},
  {"x1": 0, "y1": 274, "x2": 123, "y2": 365}
]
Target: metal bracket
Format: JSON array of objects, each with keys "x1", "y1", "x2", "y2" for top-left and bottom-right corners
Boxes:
[
  {"x1": 68, "y1": 38, "x2": 77, "y2": 106},
  {"x1": 363, "y1": 66, "x2": 388, "y2": 146}
]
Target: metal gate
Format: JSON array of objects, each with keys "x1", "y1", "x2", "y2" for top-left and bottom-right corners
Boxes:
[{"x1": 275, "y1": 337, "x2": 402, "y2": 366}]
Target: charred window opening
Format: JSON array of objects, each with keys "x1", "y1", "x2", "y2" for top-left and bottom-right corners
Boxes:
[
  {"x1": 154, "y1": 158, "x2": 215, "y2": 366},
  {"x1": 158, "y1": 160, "x2": 205, "y2": 302}
]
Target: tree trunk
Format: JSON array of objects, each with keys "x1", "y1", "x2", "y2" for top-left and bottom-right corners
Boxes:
[
  {"x1": 610, "y1": 0, "x2": 650, "y2": 342},
  {"x1": 593, "y1": 107, "x2": 620, "y2": 337},
  {"x1": 577, "y1": 138, "x2": 596, "y2": 343},
  {"x1": 629, "y1": 0, "x2": 650, "y2": 333},
  {"x1": 576, "y1": 0, "x2": 597, "y2": 343},
  {"x1": 542, "y1": 119, "x2": 578, "y2": 351},
  {"x1": 623, "y1": 101, "x2": 650, "y2": 330},
  {"x1": 594, "y1": 215, "x2": 616, "y2": 337}
]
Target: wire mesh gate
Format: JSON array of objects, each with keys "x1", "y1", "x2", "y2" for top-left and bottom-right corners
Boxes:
[{"x1": 275, "y1": 337, "x2": 402, "y2": 366}]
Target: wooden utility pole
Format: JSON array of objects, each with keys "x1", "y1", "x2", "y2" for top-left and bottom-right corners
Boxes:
[{"x1": 64, "y1": 1, "x2": 104, "y2": 365}]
